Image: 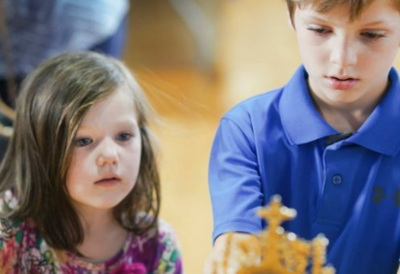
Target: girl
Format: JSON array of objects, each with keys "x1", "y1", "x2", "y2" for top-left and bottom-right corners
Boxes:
[{"x1": 0, "y1": 52, "x2": 182, "y2": 273}]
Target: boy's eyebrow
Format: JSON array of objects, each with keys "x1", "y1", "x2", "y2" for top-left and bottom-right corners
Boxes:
[
  {"x1": 305, "y1": 14, "x2": 396, "y2": 28},
  {"x1": 361, "y1": 18, "x2": 397, "y2": 27},
  {"x1": 301, "y1": 13, "x2": 340, "y2": 24}
]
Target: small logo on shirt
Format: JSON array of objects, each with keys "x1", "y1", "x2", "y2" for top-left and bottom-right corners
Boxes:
[{"x1": 372, "y1": 186, "x2": 400, "y2": 206}]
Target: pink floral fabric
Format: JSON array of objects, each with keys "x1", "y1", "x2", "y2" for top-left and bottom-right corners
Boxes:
[{"x1": 0, "y1": 218, "x2": 182, "y2": 273}]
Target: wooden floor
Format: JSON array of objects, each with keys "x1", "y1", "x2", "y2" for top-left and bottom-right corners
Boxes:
[
  {"x1": 123, "y1": 1, "x2": 400, "y2": 273},
  {"x1": 130, "y1": 68, "x2": 224, "y2": 272}
]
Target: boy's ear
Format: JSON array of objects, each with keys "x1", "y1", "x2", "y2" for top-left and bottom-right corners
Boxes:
[
  {"x1": 288, "y1": 17, "x2": 295, "y2": 30},
  {"x1": 286, "y1": 9, "x2": 295, "y2": 30}
]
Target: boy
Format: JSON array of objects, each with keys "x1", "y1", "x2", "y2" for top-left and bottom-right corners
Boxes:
[{"x1": 208, "y1": 0, "x2": 400, "y2": 273}]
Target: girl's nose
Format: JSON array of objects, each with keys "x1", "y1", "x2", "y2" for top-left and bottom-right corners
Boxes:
[
  {"x1": 96, "y1": 139, "x2": 118, "y2": 166},
  {"x1": 329, "y1": 36, "x2": 357, "y2": 68}
]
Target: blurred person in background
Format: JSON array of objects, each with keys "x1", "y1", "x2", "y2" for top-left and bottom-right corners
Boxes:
[{"x1": 0, "y1": 0, "x2": 129, "y2": 158}]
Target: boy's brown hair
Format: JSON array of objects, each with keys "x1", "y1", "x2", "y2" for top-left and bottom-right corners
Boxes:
[
  {"x1": 0, "y1": 52, "x2": 161, "y2": 255},
  {"x1": 286, "y1": 0, "x2": 400, "y2": 22}
]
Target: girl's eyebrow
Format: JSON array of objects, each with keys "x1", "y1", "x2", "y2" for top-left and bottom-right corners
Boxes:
[
  {"x1": 112, "y1": 118, "x2": 139, "y2": 127},
  {"x1": 78, "y1": 119, "x2": 138, "y2": 130}
]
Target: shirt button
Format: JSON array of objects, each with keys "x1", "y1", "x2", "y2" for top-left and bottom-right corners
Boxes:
[{"x1": 332, "y1": 175, "x2": 342, "y2": 185}]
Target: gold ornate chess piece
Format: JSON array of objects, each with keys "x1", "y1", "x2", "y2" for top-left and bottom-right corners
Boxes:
[{"x1": 212, "y1": 195, "x2": 335, "y2": 274}]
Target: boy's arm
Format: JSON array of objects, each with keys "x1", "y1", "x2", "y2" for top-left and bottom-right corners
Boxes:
[
  {"x1": 209, "y1": 116, "x2": 264, "y2": 242},
  {"x1": 204, "y1": 233, "x2": 259, "y2": 273}
]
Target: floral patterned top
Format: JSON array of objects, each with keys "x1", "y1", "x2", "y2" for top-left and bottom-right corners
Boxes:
[{"x1": 0, "y1": 218, "x2": 182, "y2": 273}]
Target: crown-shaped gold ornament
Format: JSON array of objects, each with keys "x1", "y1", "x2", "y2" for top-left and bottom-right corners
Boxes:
[{"x1": 212, "y1": 195, "x2": 335, "y2": 274}]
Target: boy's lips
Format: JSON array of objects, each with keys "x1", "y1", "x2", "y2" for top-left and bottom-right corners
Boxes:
[{"x1": 325, "y1": 76, "x2": 359, "y2": 90}]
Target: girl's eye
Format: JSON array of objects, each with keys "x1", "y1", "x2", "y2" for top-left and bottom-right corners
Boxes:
[
  {"x1": 117, "y1": 133, "x2": 132, "y2": 141},
  {"x1": 76, "y1": 138, "x2": 92, "y2": 147},
  {"x1": 361, "y1": 32, "x2": 386, "y2": 40},
  {"x1": 307, "y1": 27, "x2": 331, "y2": 35}
]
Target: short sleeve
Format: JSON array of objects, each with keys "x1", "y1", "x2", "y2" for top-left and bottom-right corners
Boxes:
[
  {"x1": 154, "y1": 220, "x2": 183, "y2": 274},
  {"x1": 209, "y1": 116, "x2": 264, "y2": 242}
]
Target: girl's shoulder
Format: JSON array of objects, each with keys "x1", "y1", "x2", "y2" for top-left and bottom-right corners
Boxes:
[
  {"x1": 0, "y1": 218, "x2": 55, "y2": 272},
  {"x1": 157, "y1": 219, "x2": 181, "y2": 253},
  {"x1": 58, "y1": 218, "x2": 182, "y2": 274},
  {"x1": 155, "y1": 219, "x2": 183, "y2": 273},
  {"x1": 0, "y1": 218, "x2": 21, "y2": 272},
  {"x1": 129, "y1": 217, "x2": 180, "y2": 252},
  {"x1": 122, "y1": 218, "x2": 182, "y2": 273},
  {"x1": 0, "y1": 218, "x2": 38, "y2": 247},
  {"x1": 127, "y1": 214, "x2": 180, "y2": 245}
]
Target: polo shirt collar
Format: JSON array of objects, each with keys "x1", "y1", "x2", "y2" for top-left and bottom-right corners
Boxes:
[
  {"x1": 280, "y1": 65, "x2": 337, "y2": 145},
  {"x1": 348, "y1": 68, "x2": 400, "y2": 156},
  {"x1": 280, "y1": 66, "x2": 400, "y2": 156}
]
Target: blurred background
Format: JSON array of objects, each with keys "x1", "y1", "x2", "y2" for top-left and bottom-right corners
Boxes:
[
  {"x1": 2, "y1": 0, "x2": 400, "y2": 273},
  {"x1": 126, "y1": 1, "x2": 400, "y2": 272},
  {"x1": 125, "y1": 1, "x2": 297, "y2": 272}
]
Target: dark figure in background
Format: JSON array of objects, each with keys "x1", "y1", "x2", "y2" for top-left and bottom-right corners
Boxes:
[{"x1": 0, "y1": 0, "x2": 130, "y2": 159}]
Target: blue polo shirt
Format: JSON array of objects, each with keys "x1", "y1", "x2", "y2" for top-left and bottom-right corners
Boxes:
[{"x1": 209, "y1": 66, "x2": 400, "y2": 273}]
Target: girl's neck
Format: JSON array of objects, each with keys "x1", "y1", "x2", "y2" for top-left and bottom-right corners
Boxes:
[
  {"x1": 78, "y1": 207, "x2": 117, "y2": 232},
  {"x1": 75, "y1": 207, "x2": 129, "y2": 263}
]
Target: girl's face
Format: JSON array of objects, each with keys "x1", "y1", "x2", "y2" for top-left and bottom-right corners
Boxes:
[
  {"x1": 66, "y1": 88, "x2": 142, "y2": 213},
  {"x1": 293, "y1": 0, "x2": 400, "y2": 108}
]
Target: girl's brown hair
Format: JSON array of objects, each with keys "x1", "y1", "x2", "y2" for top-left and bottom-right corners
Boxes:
[
  {"x1": 286, "y1": 0, "x2": 400, "y2": 23},
  {"x1": 0, "y1": 52, "x2": 161, "y2": 255}
]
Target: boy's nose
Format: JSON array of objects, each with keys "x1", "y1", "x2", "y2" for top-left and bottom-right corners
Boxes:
[
  {"x1": 96, "y1": 139, "x2": 118, "y2": 166},
  {"x1": 329, "y1": 37, "x2": 357, "y2": 68}
]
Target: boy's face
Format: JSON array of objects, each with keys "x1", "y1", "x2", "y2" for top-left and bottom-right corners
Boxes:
[
  {"x1": 66, "y1": 88, "x2": 142, "y2": 215},
  {"x1": 293, "y1": 0, "x2": 400, "y2": 107}
]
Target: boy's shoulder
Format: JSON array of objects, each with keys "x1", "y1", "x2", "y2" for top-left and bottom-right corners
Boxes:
[
  {"x1": 224, "y1": 65, "x2": 309, "y2": 123},
  {"x1": 223, "y1": 88, "x2": 284, "y2": 124},
  {"x1": 231, "y1": 88, "x2": 282, "y2": 111}
]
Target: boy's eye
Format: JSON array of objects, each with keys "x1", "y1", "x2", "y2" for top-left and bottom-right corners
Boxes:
[
  {"x1": 75, "y1": 138, "x2": 92, "y2": 147},
  {"x1": 117, "y1": 133, "x2": 132, "y2": 141},
  {"x1": 361, "y1": 32, "x2": 386, "y2": 40},
  {"x1": 307, "y1": 27, "x2": 331, "y2": 35}
]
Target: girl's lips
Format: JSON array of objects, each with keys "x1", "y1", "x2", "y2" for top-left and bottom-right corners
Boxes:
[
  {"x1": 326, "y1": 76, "x2": 359, "y2": 90},
  {"x1": 95, "y1": 178, "x2": 121, "y2": 187}
]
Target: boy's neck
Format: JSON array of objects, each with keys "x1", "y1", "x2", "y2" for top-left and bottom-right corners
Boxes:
[
  {"x1": 314, "y1": 100, "x2": 371, "y2": 132},
  {"x1": 309, "y1": 84, "x2": 389, "y2": 132}
]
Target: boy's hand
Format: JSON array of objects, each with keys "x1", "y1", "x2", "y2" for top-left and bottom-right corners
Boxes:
[{"x1": 203, "y1": 233, "x2": 260, "y2": 274}]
